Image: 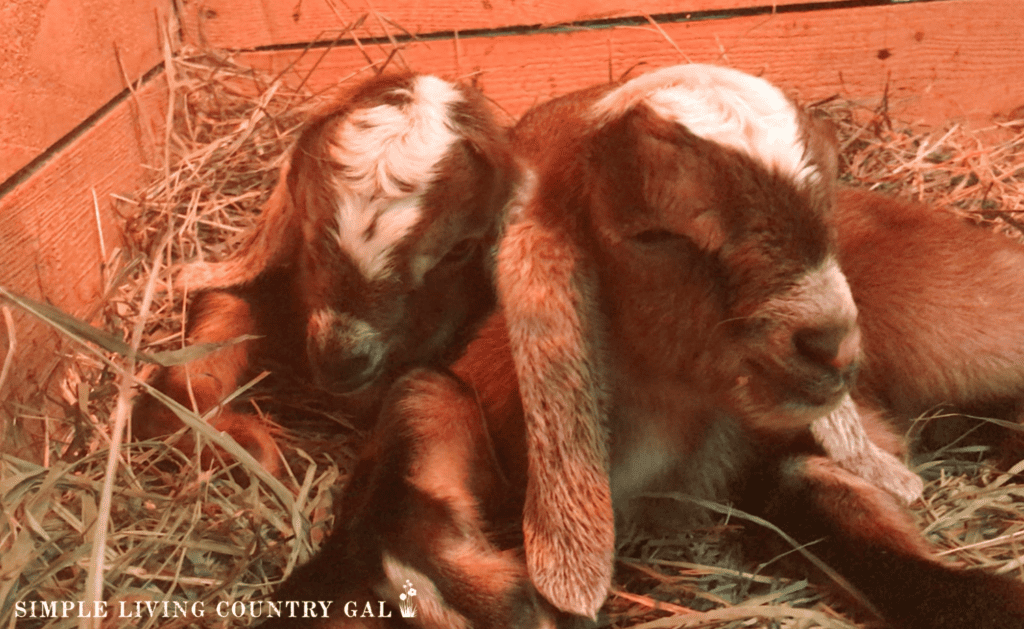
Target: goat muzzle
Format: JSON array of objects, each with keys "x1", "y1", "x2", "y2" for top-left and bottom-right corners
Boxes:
[{"x1": 306, "y1": 308, "x2": 388, "y2": 391}]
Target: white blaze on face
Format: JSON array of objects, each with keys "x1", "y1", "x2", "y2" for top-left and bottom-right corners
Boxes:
[
  {"x1": 330, "y1": 75, "x2": 464, "y2": 281},
  {"x1": 591, "y1": 64, "x2": 819, "y2": 187},
  {"x1": 795, "y1": 257, "x2": 858, "y2": 327},
  {"x1": 758, "y1": 257, "x2": 858, "y2": 333}
]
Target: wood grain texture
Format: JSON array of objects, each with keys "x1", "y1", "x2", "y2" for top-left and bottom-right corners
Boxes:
[
  {"x1": 0, "y1": 78, "x2": 167, "y2": 413},
  {"x1": 179, "y1": 0, "x2": 849, "y2": 51},
  {"x1": 237, "y1": 0, "x2": 1024, "y2": 126},
  {"x1": 0, "y1": 0, "x2": 167, "y2": 182}
]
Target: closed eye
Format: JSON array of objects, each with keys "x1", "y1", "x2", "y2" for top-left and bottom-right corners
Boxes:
[{"x1": 632, "y1": 229, "x2": 683, "y2": 244}]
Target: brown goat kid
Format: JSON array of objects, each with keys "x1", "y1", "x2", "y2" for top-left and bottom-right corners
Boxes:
[
  {"x1": 835, "y1": 187, "x2": 1024, "y2": 460},
  {"x1": 260, "y1": 65, "x2": 1024, "y2": 628},
  {"x1": 131, "y1": 73, "x2": 518, "y2": 473}
]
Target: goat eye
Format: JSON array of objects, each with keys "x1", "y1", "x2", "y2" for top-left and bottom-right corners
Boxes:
[
  {"x1": 440, "y1": 238, "x2": 479, "y2": 266},
  {"x1": 632, "y1": 229, "x2": 683, "y2": 244}
]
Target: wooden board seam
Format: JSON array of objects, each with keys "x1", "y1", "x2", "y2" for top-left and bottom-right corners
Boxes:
[
  {"x1": 223, "y1": 0, "x2": 958, "y2": 54},
  {"x1": 0, "y1": 62, "x2": 166, "y2": 201}
]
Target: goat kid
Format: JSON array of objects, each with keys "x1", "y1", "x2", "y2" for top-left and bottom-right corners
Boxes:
[
  {"x1": 131, "y1": 73, "x2": 518, "y2": 474},
  {"x1": 258, "y1": 65, "x2": 1021, "y2": 629},
  {"x1": 835, "y1": 187, "x2": 1024, "y2": 461}
]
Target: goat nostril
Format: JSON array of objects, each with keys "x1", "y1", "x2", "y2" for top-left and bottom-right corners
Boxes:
[{"x1": 794, "y1": 325, "x2": 860, "y2": 369}]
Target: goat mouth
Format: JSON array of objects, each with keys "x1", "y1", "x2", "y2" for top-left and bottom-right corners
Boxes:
[
  {"x1": 309, "y1": 360, "x2": 386, "y2": 393},
  {"x1": 732, "y1": 361, "x2": 851, "y2": 433},
  {"x1": 787, "y1": 382, "x2": 848, "y2": 412},
  {"x1": 743, "y1": 357, "x2": 852, "y2": 411}
]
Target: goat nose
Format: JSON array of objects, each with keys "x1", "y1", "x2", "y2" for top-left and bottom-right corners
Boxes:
[
  {"x1": 793, "y1": 324, "x2": 861, "y2": 370},
  {"x1": 334, "y1": 352, "x2": 374, "y2": 379},
  {"x1": 307, "y1": 309, "x2": 386, "y2": 390},
  {"x1": 318, "y1": 350, "x2": 382, "y2": 391}
]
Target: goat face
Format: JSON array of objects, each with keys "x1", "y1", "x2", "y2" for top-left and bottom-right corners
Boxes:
[
  {"x1": 511, "y1": 64, "x2": 858, "y2": 443},
  {"x1": 590, "y1": 112, "x2": 857, "y2": 435},
  {"x1": 292, "y1": 74, "x2": 517, "y2": 392},
  {"x1": 142, "y1": 74, "x2": 516, "y2": 470},
  {"x1": 265, "y1": 67, "x2": 969, "y2": 629}
]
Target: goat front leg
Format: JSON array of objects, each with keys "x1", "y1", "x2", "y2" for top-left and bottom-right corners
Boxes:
[
  {"x1": 749, "y1": 453, "x2": 1024, "y2": 629},
  {"x1": 132, "y1": 290, "x2": 281, "y2": 474},
  {"x1": 263, "y1": 368, "x2": 558, "y2": 629}
]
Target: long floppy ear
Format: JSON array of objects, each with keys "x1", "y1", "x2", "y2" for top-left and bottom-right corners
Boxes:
[
  {"x1": 496, "y1": 170, "x2": 615, "y2": 619},
  {"x1": 176, "y1": 157, "x2": 302, "y2": 291}
]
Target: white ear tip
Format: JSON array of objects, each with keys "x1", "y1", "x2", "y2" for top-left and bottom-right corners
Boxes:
[{"x1": 811, "y1": 399, "x2": 925, "y2": 506}]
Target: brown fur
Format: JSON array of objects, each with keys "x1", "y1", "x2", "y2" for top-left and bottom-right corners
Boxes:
[
  {"x1": 505, "y1": 71, "x2": 865, "y2": 615},
  {"x1": 259, "y1": 66, "x2": 1016, "y2": 629},
  {"x1": 131, "y1": 73, "x2": 517, "y2": 472},
  {"x1": 131, "y1": 289, "x2": 286, "y2": 473},
  {"x1": 749, "y1": 452, "x2": 1024, "y2": 628},
  {"x1": 262, "y1": 367, "x2": 559, "y2": 629},
  {"x1": 834, "y1": 188, "x2": 1024, "y2": 459}
]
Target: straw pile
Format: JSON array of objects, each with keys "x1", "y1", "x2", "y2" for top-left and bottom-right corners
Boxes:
[
  {"x1": 0, "y1": 49, "x2": 348, "y2": 629},
  {"x1": 2, "y1": 44, "x2": 1023, "y2": 629}
]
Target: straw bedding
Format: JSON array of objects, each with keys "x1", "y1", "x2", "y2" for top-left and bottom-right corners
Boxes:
[{"x1": 2, "y1": 45, "x2": 1023, "y2": 629}]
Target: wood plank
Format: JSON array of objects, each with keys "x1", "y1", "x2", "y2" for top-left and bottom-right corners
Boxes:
[
  {"x1": 180, "y1": 0, "x2": 849, "y2": 51},
  {"x1": 237, "y1": 0, "x2": 1024, "y2": 126},
  {"x1": 0, "y1": 0, "x2": 168, "y2": 182},
  {"x1": 0, "y1": 77, "x2": 168, "y2": 418}
]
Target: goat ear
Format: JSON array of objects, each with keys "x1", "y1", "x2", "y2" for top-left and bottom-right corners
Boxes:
[
  {"x1": 810, "y1": 396, "x2": 924, "y2": 506},
  {"x1": 496, "y1": 171, "x2": 615, "y2": 619},
  {"x1": 800, "y1": 111, "x2": 841, "y2": 208},
  {"x1": 804, "y1": 113, "x2": 840, "y2": 181},
  {"x1": 176, "y1": 160, "x2": 301, "y2": 291},
  {"x1": 594, "y1": 105, "x2": 730, "y2": 253}
]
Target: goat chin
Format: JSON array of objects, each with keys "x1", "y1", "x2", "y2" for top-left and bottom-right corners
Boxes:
[
  {"x1": 260, "y1": 64, "x2": 1024, "y2": 629},
  {"x1": 131, "y1": 72, "x2": 517, "y2": 474}
]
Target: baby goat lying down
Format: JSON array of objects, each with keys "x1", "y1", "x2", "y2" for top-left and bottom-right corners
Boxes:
[
  {"x1": 262, "y1": 65, "x2": 1024, "y2": 628},
  {"x1": 835, "y1": 187, "x2": 1024, "y2": 461},
  {"x1": 131, "y1": 73, "x2": 517, "y2": 473}
]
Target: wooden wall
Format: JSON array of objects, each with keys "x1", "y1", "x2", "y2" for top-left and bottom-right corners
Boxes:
[
  {"x1": 1, "y1": 0, "x2": 1022, "y2": 432},
  {"x1": 0, "y1": 0, "x2": 167, "y2": 183},
  {"x1": 179, "y1": 0, "x2": 846, "y2": 49},
  {"x1": 0, "y1": 0, "x2": 168, "y2": 432},
  {"x1": 184, "y1": 0, "x2": 1024, "y2": 125}
]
